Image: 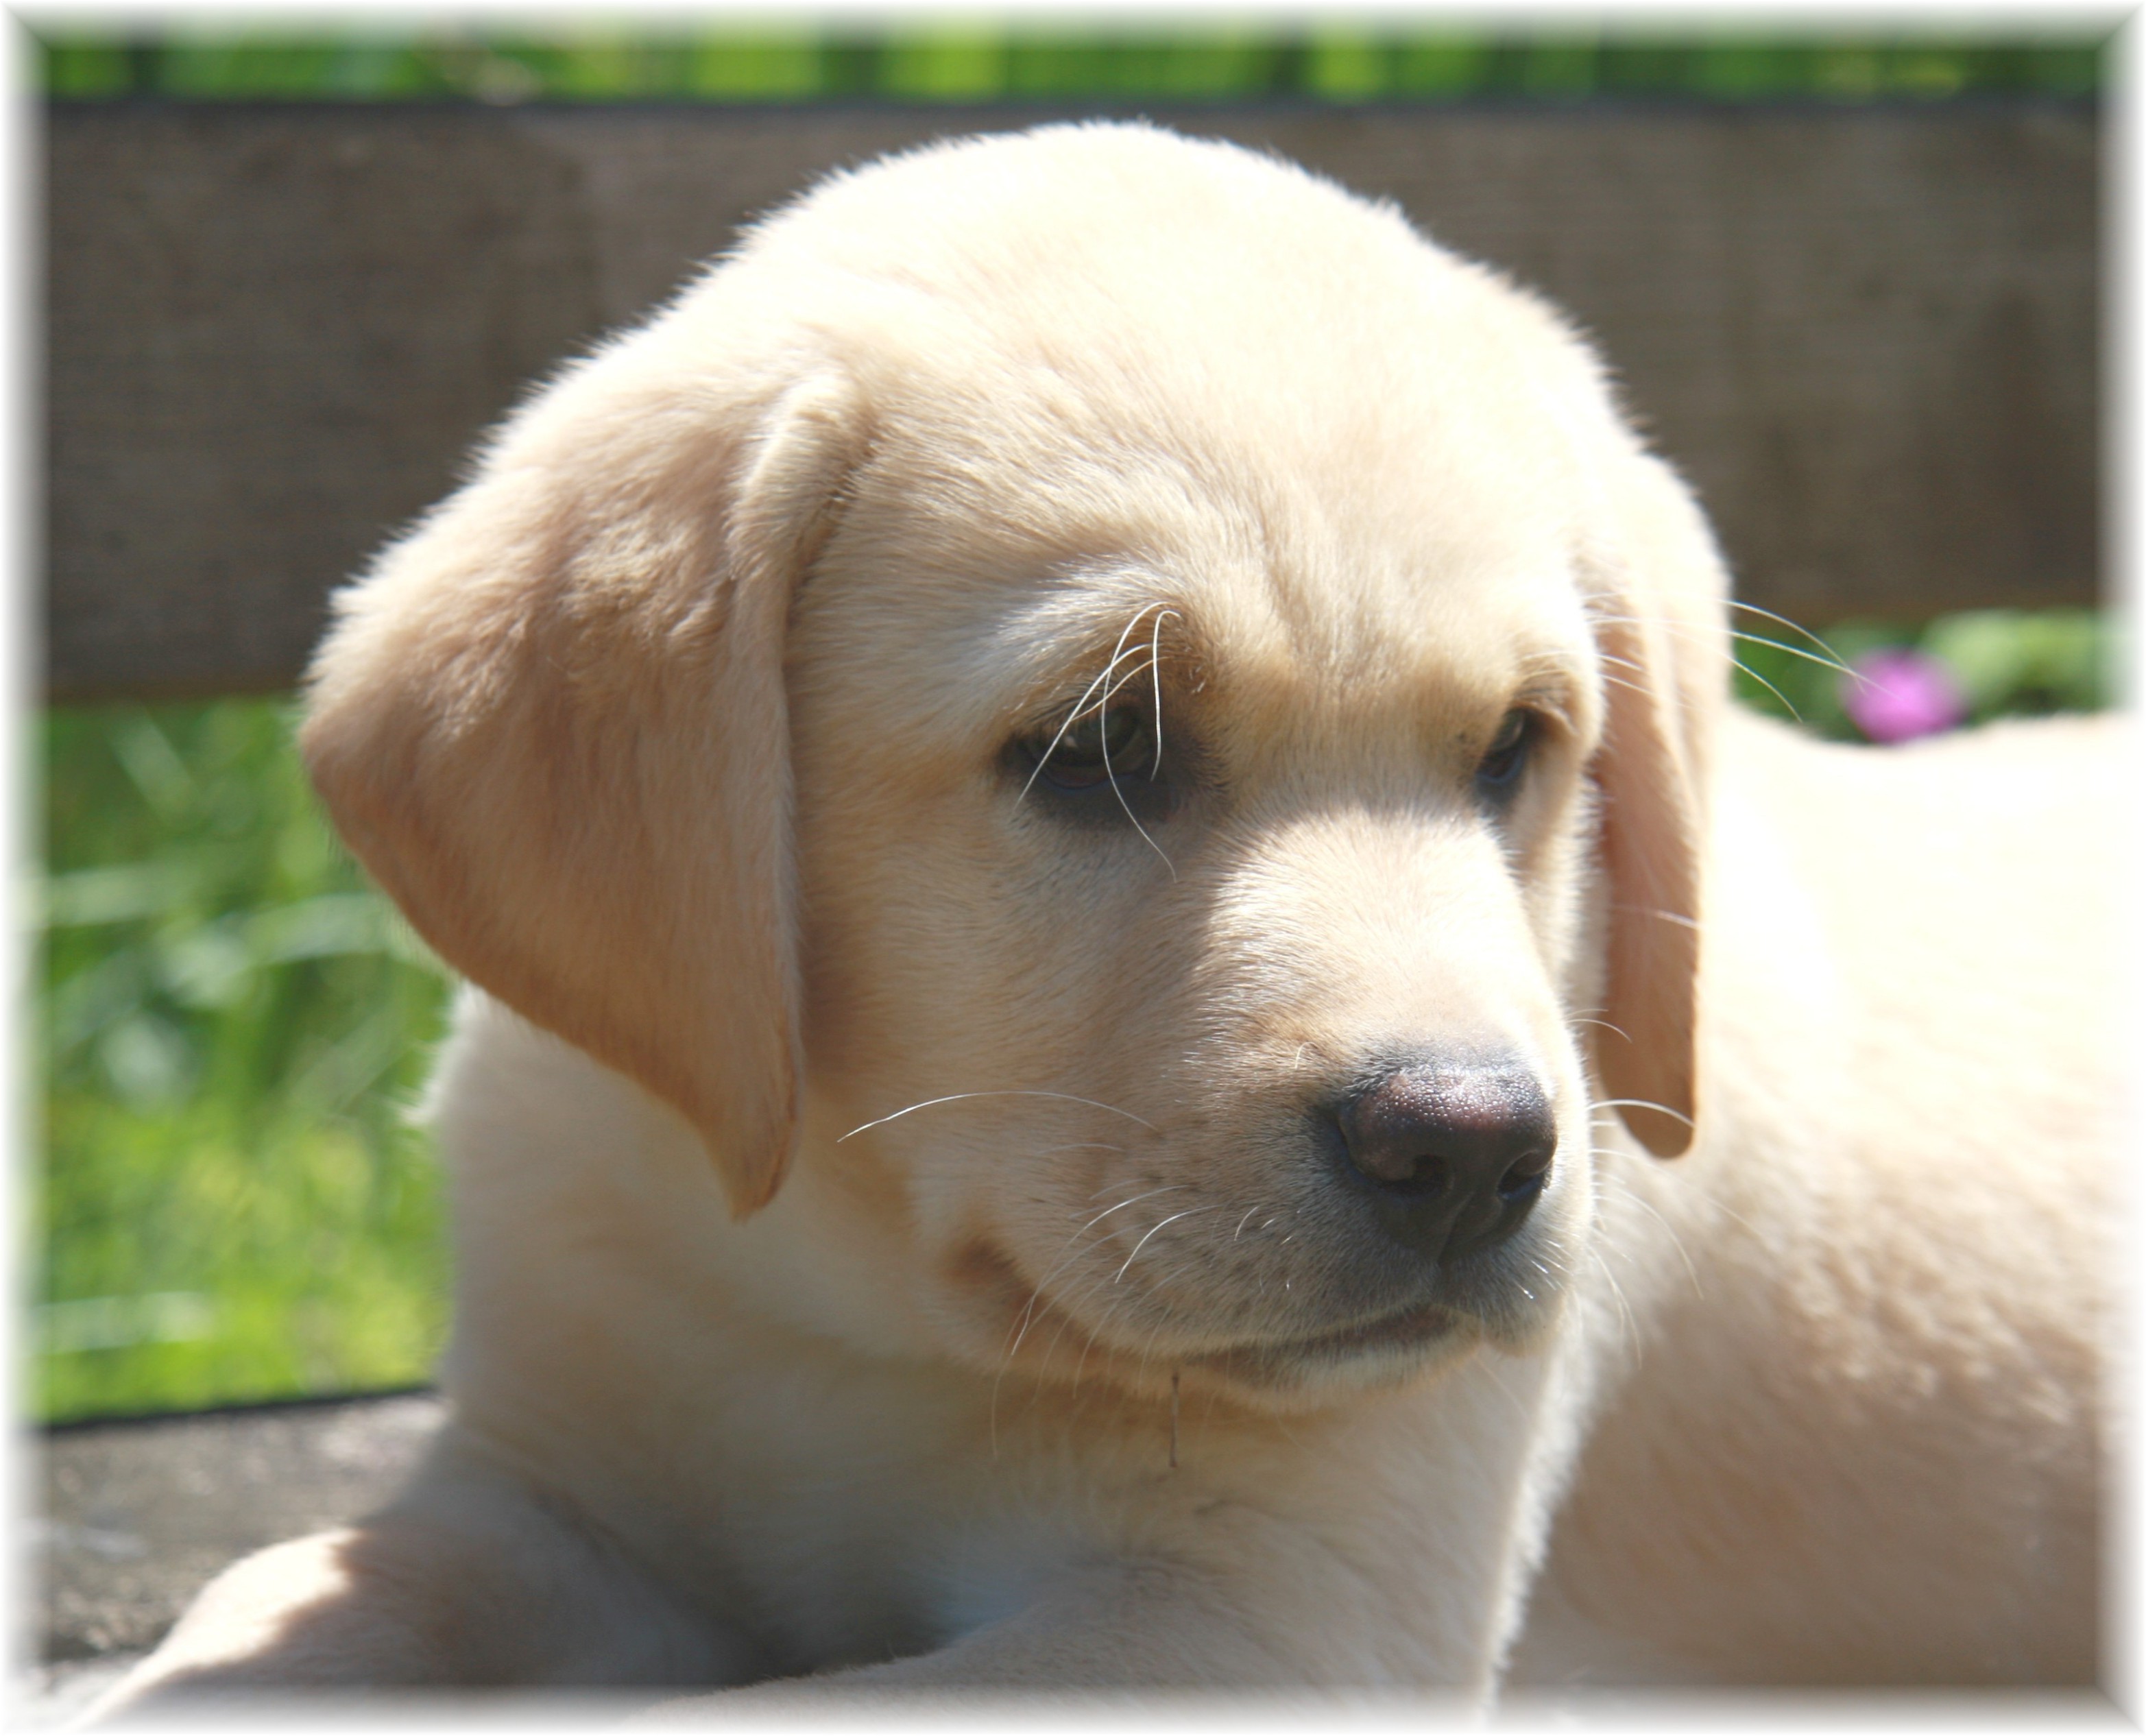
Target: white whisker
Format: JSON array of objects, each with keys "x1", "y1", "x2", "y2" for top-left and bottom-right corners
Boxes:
[
  {"x1": 1003, "y1": 1185, "x2": 1186, "y2": 1364},
  {"x1": 1586, "y1": 1246, "x2": 1640, "y2": 1367},
  {"x1": 1147, "y1": 607, "x2": 1177, "y2": 780},
  {"x1": 1097, "y1": 607, "x2": 1177, "y2": 878},
  {"x1": 1605, "y1": 904, "x2": 1700, "y2": 931},
  {"x1": 838, "y1": 1090, "x2": 1155, "y2": 1143},
  {"x1": 1591, "y1": 1098, "x2": 1695, "y2": 1129},
  {"x1": 1017, "y1": 615, "x2": 1162, "y2": 802},
  {"x1": 1113, "y1": 1205, "x2": 1220, "y2": 1283}
]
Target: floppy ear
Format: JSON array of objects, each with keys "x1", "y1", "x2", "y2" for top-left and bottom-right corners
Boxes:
[
  {"x1": 1589, "y1": 450, "x2": 1728, "y2": 1158},
  {"x1": 302, "y1": 361, "x2": 865, "y2": 1217}
]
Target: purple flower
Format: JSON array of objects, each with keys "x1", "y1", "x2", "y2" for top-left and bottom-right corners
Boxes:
[{"x1": 1840, "y1": 647, "x2": 1967, "y2": 744}]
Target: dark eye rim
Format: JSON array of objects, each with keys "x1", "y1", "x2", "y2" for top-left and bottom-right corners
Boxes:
[{"x1": 1475, "y1": 708, "x2": 1539, "y2": 795}]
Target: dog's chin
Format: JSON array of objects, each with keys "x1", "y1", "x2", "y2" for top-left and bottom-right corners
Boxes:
[
  {"x1": 1179, "y1": 1279, "x2": 1579, "y2": 1402},
  {"x1": 934, "y1": 1235, "x2": 1558, "y2": 1410},
  {"x1": 1145, "y1": 1243, "x2": 1574, "y2": 1402},
  {"x1": 1185, "y1": 1301, "x2": 1489, "y2": 1396}
]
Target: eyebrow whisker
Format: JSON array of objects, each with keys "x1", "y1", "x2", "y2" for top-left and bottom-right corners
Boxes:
[
  {"x1": 1147, "y1": 607, "x2": 1177, "y2": 782},
  {"x1": 1096, "y1": 605, "x2": 1178, "y2": 879},
  {"x1": 1016, "y1": 603, "x2": 1170, "y2": 804}
]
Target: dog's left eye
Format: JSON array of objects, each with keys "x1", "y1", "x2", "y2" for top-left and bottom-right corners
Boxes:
[{"x1": 1475, "y1": 709, "x2": 1537, "y2": 797}]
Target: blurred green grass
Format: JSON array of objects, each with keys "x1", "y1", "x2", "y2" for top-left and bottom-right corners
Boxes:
[
  {"x1": 41, "y1": 27, "x2": 2103, "y2": 106},
  {"x1": 36, "y1": 702, "x2": 450, "y2": 1421}
]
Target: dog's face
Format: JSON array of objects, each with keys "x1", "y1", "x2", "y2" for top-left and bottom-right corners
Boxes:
[
  {"x1": 303, "y1": 125, "x2": 1723, "y2": 1413},
  {"x1": 787, "y1": 309, "x2": 1615, "y2": 1403}
]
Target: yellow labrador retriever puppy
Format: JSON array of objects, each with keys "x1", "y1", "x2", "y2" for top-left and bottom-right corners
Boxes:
[{"x1": 96, "y1": 121, "x2": 2110, "y2": 1712}]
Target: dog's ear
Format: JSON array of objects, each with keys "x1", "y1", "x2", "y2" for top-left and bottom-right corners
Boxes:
[
  {"x1": 302, "y1": 363, "x2": 865, "y2": 1217},
  {"x1": 1589, "y1": 450, "x2": 1727, "y2": 1158}
]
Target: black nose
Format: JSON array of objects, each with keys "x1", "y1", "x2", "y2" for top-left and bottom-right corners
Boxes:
[{"x1": 1327, "y1": 1061, "x2": 1556, "y2": 1262}]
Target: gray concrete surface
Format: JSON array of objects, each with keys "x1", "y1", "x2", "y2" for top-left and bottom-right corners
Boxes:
[
  {"x1": 19, "y1": 1392, "x2": 2125, "y2": 1722},
  {"x1": 32, "y1": 1392, "x2": 444, "y2": 1683}
]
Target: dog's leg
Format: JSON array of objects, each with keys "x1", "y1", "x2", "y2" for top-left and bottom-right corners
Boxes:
[
  {"x1": 636, "y1": 1558, "x2": 1405, "y2": 1707},
  {"x1": 644, "y1": 1346, "x2": 1582, "y2": 1706},
  {"x1": 84, "y1": 1452, "x2": 743, "y2": 1718}
]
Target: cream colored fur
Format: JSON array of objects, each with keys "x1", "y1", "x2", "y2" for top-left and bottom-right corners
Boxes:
[{"x1": 92, "y1": 123, "x2": 2112, "y2": 1717}]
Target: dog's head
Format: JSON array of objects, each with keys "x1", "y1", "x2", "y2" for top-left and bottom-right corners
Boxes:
[{"x1": 305, "y1": 125, "x2": 1724, "y2": 1408}]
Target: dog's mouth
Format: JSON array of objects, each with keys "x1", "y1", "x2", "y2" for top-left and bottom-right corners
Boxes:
[
  {"x1": 946, "y1": 1233, "x2": 1501, "y2": 1390},
  {"x1": 1185, "y1": 1297, "x2": 1481, "y2": 1388}
]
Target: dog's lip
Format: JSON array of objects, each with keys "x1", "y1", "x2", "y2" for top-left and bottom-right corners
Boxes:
[
  {"x1": 1188, "y1": 1297, "x2": 1472, "y2": 1374},
  {"x1": 952, "y1": 1234, "x2": 1503, "y2": 1379}
]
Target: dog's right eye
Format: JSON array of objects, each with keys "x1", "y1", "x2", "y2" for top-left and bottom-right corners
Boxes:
[
  {"x1": 1006, "y1": 695, "x2": 1190, "y2": 830},
  {"x1": 1026, "y1": 701, "x2": 1157, "y2": 791}
]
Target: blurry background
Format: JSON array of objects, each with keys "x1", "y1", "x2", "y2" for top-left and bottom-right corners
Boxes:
[{"x1": 35, "y1": 23, "x2": 2117, "y2": 1424}]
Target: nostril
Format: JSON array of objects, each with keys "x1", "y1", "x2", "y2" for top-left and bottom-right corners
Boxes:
[
  {"x1": 1496, "y1": 1150, "x2": 1553, "y2": 1202},
  {"x1": 1495, "y1": 1140, "x2": 1555, "y2": 1201}
]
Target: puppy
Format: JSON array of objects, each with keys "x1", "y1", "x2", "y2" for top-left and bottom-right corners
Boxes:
[{"x1": 94, "y1": 121, "x2": 2110, "y2": 1711}]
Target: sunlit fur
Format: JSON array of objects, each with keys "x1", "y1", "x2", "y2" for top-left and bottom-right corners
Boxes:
[{"x1": 96, "y1": 123, "x2": 2108, "y2": 1713}]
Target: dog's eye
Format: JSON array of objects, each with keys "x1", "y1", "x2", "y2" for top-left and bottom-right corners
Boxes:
[
  {"x1": 1475, "y1": 709, "x2": 1537, "y2": 797},
  {"x1": 1024, "y1": 701, "x2": 1158, "y2": 791}
]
